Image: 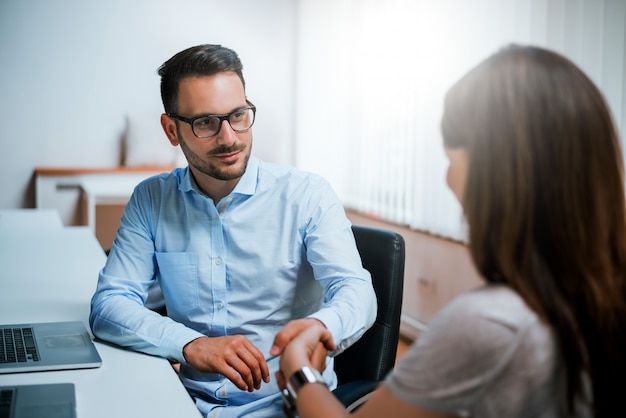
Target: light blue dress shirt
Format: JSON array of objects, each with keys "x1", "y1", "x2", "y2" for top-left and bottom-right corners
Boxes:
[{"x1": 89, "y1": 156, "x2": 376, "y2": 418}]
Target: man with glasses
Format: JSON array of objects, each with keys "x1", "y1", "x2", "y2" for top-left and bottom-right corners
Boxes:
[{"x1": 89, "y1": 44, "x2": 376, "y2": 418}]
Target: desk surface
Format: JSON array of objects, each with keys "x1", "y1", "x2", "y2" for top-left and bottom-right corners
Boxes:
[
  {"x1": 0, "y1": 218, "x2": 201, "y2": 417},
  {"x1": 0, "y1": 208, "x2": 63, "y2": 229}
]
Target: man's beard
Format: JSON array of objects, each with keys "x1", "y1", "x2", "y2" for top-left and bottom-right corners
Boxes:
[
  {"x1": 204, "y1": 146, "x2": 250, "y2": 180},
  {"x1": 177, "y1": 130, "x2": 251, "y2": 181}
]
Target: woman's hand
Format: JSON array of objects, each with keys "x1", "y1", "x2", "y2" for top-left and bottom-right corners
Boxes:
[{"x1": 276, "y1": 323, "x2": 336, "y2": 388}]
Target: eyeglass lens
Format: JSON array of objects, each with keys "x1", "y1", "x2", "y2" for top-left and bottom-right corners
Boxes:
[{"x1": 193, "y1": 108, "x2": 255, "y2": 137}]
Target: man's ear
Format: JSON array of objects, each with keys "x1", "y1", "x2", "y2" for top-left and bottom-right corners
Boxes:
[{"x1": 161, "y1": 113, "x2": 180, "y2": 146}]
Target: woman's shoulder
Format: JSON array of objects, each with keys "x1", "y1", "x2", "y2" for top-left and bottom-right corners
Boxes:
[
  {"x1": 441, "y1": 284, "x2": 536, "y2": 329},
  {"x1": 417, "y1": 284, "x2": 545, "y2": 360},
  {"x1": 386, "y1": 284, "x2": 554, "y2": 414}
]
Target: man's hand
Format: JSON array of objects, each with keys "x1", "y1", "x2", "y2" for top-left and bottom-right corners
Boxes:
[
  {"x1": 270, "y1": 318, "x2": 332, "y2": 374},
  {"x1": 182, "y1": 335, "x2": 270, "y2": 392}
]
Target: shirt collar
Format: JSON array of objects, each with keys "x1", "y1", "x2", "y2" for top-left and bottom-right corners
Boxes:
[{"x1": 233, "y1": 155, "x2": 259, "y2": 196}]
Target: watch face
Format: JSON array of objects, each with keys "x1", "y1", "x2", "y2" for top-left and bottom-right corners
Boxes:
[
  {"x1": 286, "y1": 379, "x2": 298, "y2": 400},
  {"x1": 288, "y1": 366, "x2": 326, "y2": 396},
  {"x1": 281, "y1": 388, "x2": 297, "y2": 416}
]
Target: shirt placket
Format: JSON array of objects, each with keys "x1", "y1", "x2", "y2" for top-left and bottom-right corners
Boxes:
[{"x1": 210, "y1": 197, "x2": 232, "y2": 337}]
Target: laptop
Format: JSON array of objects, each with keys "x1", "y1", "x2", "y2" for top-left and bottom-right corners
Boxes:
[
  {"x1": 0, "y1": 383, "x2": 76, "y2": 418},
  {"x1": 0, "y1": 321, "x2": 102, "y2": 374}
]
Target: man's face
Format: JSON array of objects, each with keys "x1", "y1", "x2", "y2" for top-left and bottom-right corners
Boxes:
[{"x1": 163, "y1": 72, "x2": 252, "y2": 182}]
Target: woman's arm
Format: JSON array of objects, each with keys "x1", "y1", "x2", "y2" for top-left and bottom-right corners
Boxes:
[{"x1": 278, "y1": 325, "x2": 457, "y2": 418}]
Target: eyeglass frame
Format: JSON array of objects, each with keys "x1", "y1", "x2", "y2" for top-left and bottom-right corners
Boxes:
[{"x1": 168, "y1": 100, "x2": 256, "y2": 138}]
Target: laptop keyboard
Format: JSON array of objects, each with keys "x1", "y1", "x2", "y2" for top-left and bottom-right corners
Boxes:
[{"x1": 0, "y1": 328, "x2": 39, "y2": 364}]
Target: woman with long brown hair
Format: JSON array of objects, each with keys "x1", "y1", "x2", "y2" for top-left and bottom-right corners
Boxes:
[{"x1": 276, "y1": 45, "x2": 626, "y2": 417}]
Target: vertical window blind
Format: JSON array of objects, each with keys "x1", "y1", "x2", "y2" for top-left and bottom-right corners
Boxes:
[{"x1": 294, "y1": 0, "x2": 626, "y2": 241}]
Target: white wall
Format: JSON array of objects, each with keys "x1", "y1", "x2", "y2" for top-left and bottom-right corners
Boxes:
[{"x1": 0, "y1": 0, "x2": 296, "y2": 209}]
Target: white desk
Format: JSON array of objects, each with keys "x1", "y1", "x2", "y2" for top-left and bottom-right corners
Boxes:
[
  {"x1": 0, "y1": 208, "x2": 63, "y2": 229},
  {"x1": 0, "y1": 217, "x2": 201, "y2": 418}
]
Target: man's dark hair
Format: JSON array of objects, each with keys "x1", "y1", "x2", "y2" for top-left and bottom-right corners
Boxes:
[{"x1": 157, "y1": 44, "x2": 245, "y2": 114}]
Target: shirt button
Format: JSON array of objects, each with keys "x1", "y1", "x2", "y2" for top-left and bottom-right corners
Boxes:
[
  {"x1": 215, "y1": 258, "x2": 222, "y2": 265},
  {"x1": 216, "y1": 302, "x2": 224, "y2": 309}
]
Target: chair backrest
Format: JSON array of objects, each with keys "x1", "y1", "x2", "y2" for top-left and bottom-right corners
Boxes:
[{"x1": 334, "y1": 225, "x2": 406, "y2": 384}]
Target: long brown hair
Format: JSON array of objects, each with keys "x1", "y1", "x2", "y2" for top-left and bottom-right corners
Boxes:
[{"x1": 441, "y1": 45, "x2": 626, "y2": 416}]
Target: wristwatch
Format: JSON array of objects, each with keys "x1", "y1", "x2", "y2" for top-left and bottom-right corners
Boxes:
[{"x1": 281, "y1": 366, "x2": 327, "y2": 418}]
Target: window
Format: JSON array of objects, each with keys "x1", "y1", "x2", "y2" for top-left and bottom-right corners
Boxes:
[{"x1": 295, "y1": 0, "x2": 626, "y2": 240}]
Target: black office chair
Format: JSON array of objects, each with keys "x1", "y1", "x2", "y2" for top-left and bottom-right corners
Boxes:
[{"x1": 332, "y1": 225, "x2": 406, "y2": 411}]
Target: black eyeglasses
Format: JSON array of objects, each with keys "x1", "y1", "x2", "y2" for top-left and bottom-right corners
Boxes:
[{"x1": 169, "y1": 101, "x2": 256, "y2": 138}]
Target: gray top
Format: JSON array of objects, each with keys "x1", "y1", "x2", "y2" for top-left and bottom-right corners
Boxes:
[{"x1": 385, "y1": 284, "x2": 591, "y2": 417}]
